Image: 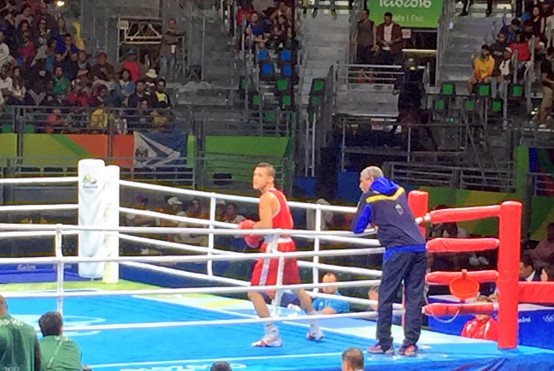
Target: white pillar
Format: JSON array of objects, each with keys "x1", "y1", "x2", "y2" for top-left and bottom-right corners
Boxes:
[
  {"x1": 103, "y1": 165, "x2": 120, "y2": 284},
  {"x1": 78, "y1": 159, "x2": 108, "y2": 279}
]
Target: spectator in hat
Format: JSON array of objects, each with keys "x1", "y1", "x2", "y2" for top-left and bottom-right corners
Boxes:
[
  {"x1": 145, "y1": 68, "x2": 158, "y2": 94},
  {"x1": 467, "y1": 44, "x2": 495, "y2": 94},
  {"x1": 491, "y1": 47, "x2": 513, "y2": 98},
  {"x1": 119, "y1": 49, "x2": 144, "y2": 82}
]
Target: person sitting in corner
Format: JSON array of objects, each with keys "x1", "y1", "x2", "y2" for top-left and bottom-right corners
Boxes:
[
  {"x1": 541, "y1": 265, "x2": 554, "y2": 282},
  {"x1": 520, "y1": 252, "x2": 542, "y2": 281},
  {"x1": 367, "y1": 287, "x2": 402, "y2": 325},
  {"x1": 467, "y1": 44, "x2": 495, "y2": 94},
  {"x1": 38, "y1": 311, "x2": 84, "y2": 371},
  {"x1": 311, "y1": 272, "x2": 350, "y2": 314},
  {"x1": 460, "y1": 296, "x2": 498, "y2": 341}
]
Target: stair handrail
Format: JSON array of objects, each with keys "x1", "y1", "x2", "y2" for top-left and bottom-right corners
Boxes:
[{"x1": 436, "y1": 0, "x2": 457, "y2": 85}]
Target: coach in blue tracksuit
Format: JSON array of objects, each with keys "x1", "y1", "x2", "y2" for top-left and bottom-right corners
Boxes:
[{"x1": 351, "y1": 166, "x2": 426, "y2": 357}]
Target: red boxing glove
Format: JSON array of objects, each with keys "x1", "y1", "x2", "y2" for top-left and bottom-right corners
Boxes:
[
  {"x1": 245, "y1": 234, "x2": 262, "y2": 248},
  {"x1": 238, "y1": 219, "x2": 255, "y2": 230}
]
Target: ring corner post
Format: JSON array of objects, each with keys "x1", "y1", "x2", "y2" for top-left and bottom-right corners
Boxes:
[{"x1": 497, "y1": 201, "x2": 522, "y2": 350}]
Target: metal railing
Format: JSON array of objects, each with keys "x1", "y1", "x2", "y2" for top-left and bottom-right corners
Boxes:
[
  {"x1": 529, "y1": 172, "x2": 554, "y2": 196},
  {"x1": 335, "y1": 63, "x2": 430, "y2": 89},
  {"x1": 0, "y1": 154, "x2": 291, "y2": 192},
  {"x1": 384, "y1": 162, "x2": 516, "y2": 193}
]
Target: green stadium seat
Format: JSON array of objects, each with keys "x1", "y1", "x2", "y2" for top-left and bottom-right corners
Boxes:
[
  {"x1": 249, "y1": 92, "x2": 262, "y2": 109},
  {"x1": 510, "y1": 83, "x2": 524, "y2": 98},
  {"x1": 1, "y1": 124, "x2": 12, "y2": 133},
  {"x1": 464, "y1": 99, "x2": 476, "y2": 112},
  {"x1": 434, "y1": 98, "x2": 446, "y2": 111},
  {"x1": 262, "y1": 111, "x2": 277, "y2": 124},
  {"x1": 441, "y1": 82, "x2": 456, "y2": 96},
  {"x1": 491, "y1": 99, "x2": 503, "y2": 113},
  {"x1": 275, "y1": 78, "x2": 291, "y2": 95},
  {"x1": 279, "y1": 94, "x2": 293, "y2": 110},
  {"x1": 477, "y1": 83, "x2": 491, "y2": 98},
  {"x1": 310, "y1": 78, "x2": 326, "y2": 96}
]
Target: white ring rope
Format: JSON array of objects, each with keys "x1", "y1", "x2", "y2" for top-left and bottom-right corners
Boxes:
[
  {"x1": 0, "y1": 204, "x2": 78, "y2": 212},
  {"x1": 49, "y1": 310, "x2": 406, "y2": 333},
  {"x1": 0, "y1": 177, "x2": 78, "y2": 184}
]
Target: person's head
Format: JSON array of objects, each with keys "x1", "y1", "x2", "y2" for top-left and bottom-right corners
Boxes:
[
  {"x1": 251, "y1": 12, "x2": 259, "y2": 23},
  {"x1": 139, "y1": 98, "x2": 150, "y2": 110},
  {"x1": 168, "y1": 18, "x2": 177, "y2": 29},
  {"x1": 341, "y1": 347, "x2": 364, "y2": 371},
  {"x1": 532, "y1": 5, "x2": 541, "y2": 17},
  {"x1": 136, "y1": 194, "x2": 149, "y2": 208},
  {"x1": 97, "y1": 85, "x2": 108, "y2": 98},
  {"x1": 38, "y1": 17, "x2": 47, "y2": 29},
  {"x1": 547, "y1": 222, "x2": 554, "y2": 242},
  {"x1": 224, "y1": 203, "x2": 239, "y2": 219},
  {"x1": 19, "y1": 20, "x2": 29, "y2": 32},
  {"x1": 96, "y1": 52, "x2": 108, "y2": 64},
  {"x1": 541, "y1": 266, "x2": 554, "y2": 282},
  {"x1": 22, "y1": 5, "x2": 31, "y2": 16},
  {"x1": 511, "y1": 18, "x2": 521, "y2": 30},
  {"x1": 480, "y1": 44, "x2": 491, "y2": 58},
  {"x1": 503, "y1": 47, "x2": 513, "y2": 60},
  {"x1": 496, "y1": 32, "x2": 506, "y2": 44},
  {"x1": 384, "y1": 12, "x2": 393, "y2": 25},
  {"x1": 120, "y1": 68, "x2": 131, "y2": 82},
  {"x1": 359, "y1": 9, "x2": 369, "y2": 20},
  {"x1": 358, "y1": 166, "x2": 384, "y2": 193},
  {"x1": 127, "y1": 49, "x2": 137, "y2": 61},
  {"x1": 443, "y1": 222, "x2": 459, "y2": 237},
  {"x1": 520, "y1": 253, "x2": 536, "y2": 279},
  {"x1": 0, "y1": 64, "x2": 9, "y2": 78},
  {"x1": 54, "y1": 65, "x2": 63, "y2": 78},
  {"x1": 39, "y1": 311, "x2": 63, "y2": 336},
  {"x1": 167, "y1": 196, "x2": 183, "y2": 212},
  {"x1": 78, "y1": 50, "x2": 87, "y2": 62},
  {"x1": 156, "y1": 78, "x2": 166, "y2": 93},
  {"x1": 321, "y1": 272, "x2": 338, "y2": 294},
  {"x1": 0, "y1": 295, "x2": 6, "y2": 316},
  {"x1": 475, "y1": 295, "x2": 493, "y2": 321},
  {"x1": 64, "y1": 33, "x2": 73, "y2": 45},
  {"x1": 12, "y1": 65, "x2": 21, "y2": 78},
  {"x1": 136, "y1": 80, "x2": 146, "y2": 93},
  {"x1": 211, "y1": 361, "x2": 232, "y2": 371},
  {"x1": 278, "y1": 1, "x2": 287, "y2": 10},
  {"x1": 252, "y1": 162, "x2": 276, "y2": 192},
  {"x1": 57, "y1": 17, "x2": 66, "y2": 30}
]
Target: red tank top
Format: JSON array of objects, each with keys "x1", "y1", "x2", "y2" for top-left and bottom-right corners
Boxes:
[{"x1": 268, "y1": 188, "x2": 293, "y2": 229}]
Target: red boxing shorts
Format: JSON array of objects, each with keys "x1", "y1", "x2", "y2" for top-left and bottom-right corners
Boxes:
[{"x1": 250, "y1": 240, "x2": 300, "y2": 287}]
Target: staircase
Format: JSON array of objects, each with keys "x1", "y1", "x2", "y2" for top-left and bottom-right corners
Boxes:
[
  {"x1": 299, "y1": 1, "x2": 351, "y2": 105},
  {"x1": 438, "y1": 0, "x2": 513, "y2": 92}
]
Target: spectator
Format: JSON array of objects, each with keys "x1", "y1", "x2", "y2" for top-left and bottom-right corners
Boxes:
[
  {"x1": 490, "y1": 33, "x2": 507, "y2": 70},
  {"x1": 159, "y1": 17, "x2": 185, "y2": 79},
  {"x1": 270, "y1": 1, "x2": 292, "y2": 23},
  {"x1": 306, "y1": 198, "x2": 333, "y2": 231},
  {"x1": 45, "y1": 107, "x2": 66, "y2": 133},
  {"x1": 128, "y1": 79, "x2": 151, "y2": 108},
  {"x1": 222, "y1": 202, "x2": 246, "y2": 224},
  {"x1": 0, "y1": 64, "x2": 13, "y2": 97},
  {"x1": 546, "y1": 6, "x2": 554, "y2": 47},
  {"x1": 15, "y1": 5, "x2": 32, "y2": 28},
  {"x1": 119, "y1": 49, "x2": 143, "y2": 82},
  {"x1": 340, "y1": 347, "x2": 364, "y2": 371},
  {"x1": 126, "y1": 194, "x2": 157, "y2": 227},
  {"x1": 76, "y1": 50, "x2": 90, "y2": 78},
  {"x1": 467, "y1": 44, "x2": 494, "y2": 94},
  {"x1": 520, "y1": 252, "x2": 541, "y2": 281},
  {"x1": 245, "y1": 12, "x2": 268, "y2": 50},
  {"x1": 0, "y1": 31, "x2": 14, "y2": 68},
  {"x1": 541, "y1": 265, "x2": 554, "y2": 281},
  {"x1": 352, "y1": 9, "x2": 377, "y2": 65},
  {"x1": 0, "y1": 294, "x2": 41, "y2": 370},
  {"x1": 152, "y1": 78, "x2": 171, "y2": 107},
  {"x1": 38, "y1": 311, "x2": 83, "y2": 371},
  {"x1": 460, "y1": 296, "x2": 498, "y2": 341},
  {"x1": 376, "y1": 12, "x2": 403, "y2": 65},
  {"x1": 90, "y1": 51, "x2": 115, "y2": 82},
  {"x1": 491, "y1": 47, "x2": 513, "y2": 98},
  {"x1": 269, "y1": 14, "x2": 292, "y2": 50},
  {"x1": 52, "y1": 65, "x2": 71, "y2": 98},
  {"x1": 113, "y1": 68, "x2": 136, "y2": 106},
  {"x1": 211, "y1": 361, "x2": 232, "y2": 371},
  {"x1": 531, "y1": 222, "x2": 554, "y2": 267},
  {"x1": 312, "y1": 0, "x2": 337, "y2": 19},
  {"x1": 509, "y1": 32, "x2": 530, "y2": 76},
  {"x1": 500, "y1": 18, "x2": 522, "y2": 45},
  {"x1": 312, "y1": 272, "x2": 349, "y2": 314}
]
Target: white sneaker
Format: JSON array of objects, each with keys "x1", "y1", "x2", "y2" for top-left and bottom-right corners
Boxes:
[
  {"x1": 306, "y1": 323, "x2": 324, "y2": 341},
  {"x1": 251, "y1": 333, "x2": 283, "y2": 347}
]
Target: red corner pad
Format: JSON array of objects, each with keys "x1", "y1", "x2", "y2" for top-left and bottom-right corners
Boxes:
[
  {"x1": 427, "y1": 238, "x2": 499, "y2": 253},
  {"x1": 519, "y1": 282, "x2": 554, "y2": 305}
]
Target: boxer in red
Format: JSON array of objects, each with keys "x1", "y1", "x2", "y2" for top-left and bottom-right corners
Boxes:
[{"x1": 239, "y1": 162, "x2": 323, "y2": 347}]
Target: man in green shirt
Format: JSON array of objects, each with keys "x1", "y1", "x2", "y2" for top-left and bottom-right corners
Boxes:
[
  {"x1": 38, "y1": 312, "x2": 83, "y2": 371},
  {"x1": 0, "y1": 295, "x2": 41, "y2": 370}
]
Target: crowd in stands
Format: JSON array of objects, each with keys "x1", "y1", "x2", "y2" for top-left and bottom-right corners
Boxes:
[
  {"x1": 466, "y1": 1, "x2": 554, "y2": 128},
  {"x1": 0, "y1": 0, "x2": 179, "y2": 133}
]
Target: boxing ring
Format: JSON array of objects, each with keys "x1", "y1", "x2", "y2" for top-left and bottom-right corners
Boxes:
[{"x1": 1, "y1": 159, "x2": 554, "y2": 371}]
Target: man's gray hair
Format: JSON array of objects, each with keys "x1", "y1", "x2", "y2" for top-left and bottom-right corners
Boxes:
[
  {"x1": 341, "y1": 347, "x2": 364, "y2": 369},
  {"x1": 360, "y1": 166, "x2": 384, "y2": 180}
]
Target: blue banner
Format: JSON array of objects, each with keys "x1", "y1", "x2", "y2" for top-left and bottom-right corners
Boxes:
[{"x1": 133, "y1": 131, "x2": 188, "y2": 168}]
